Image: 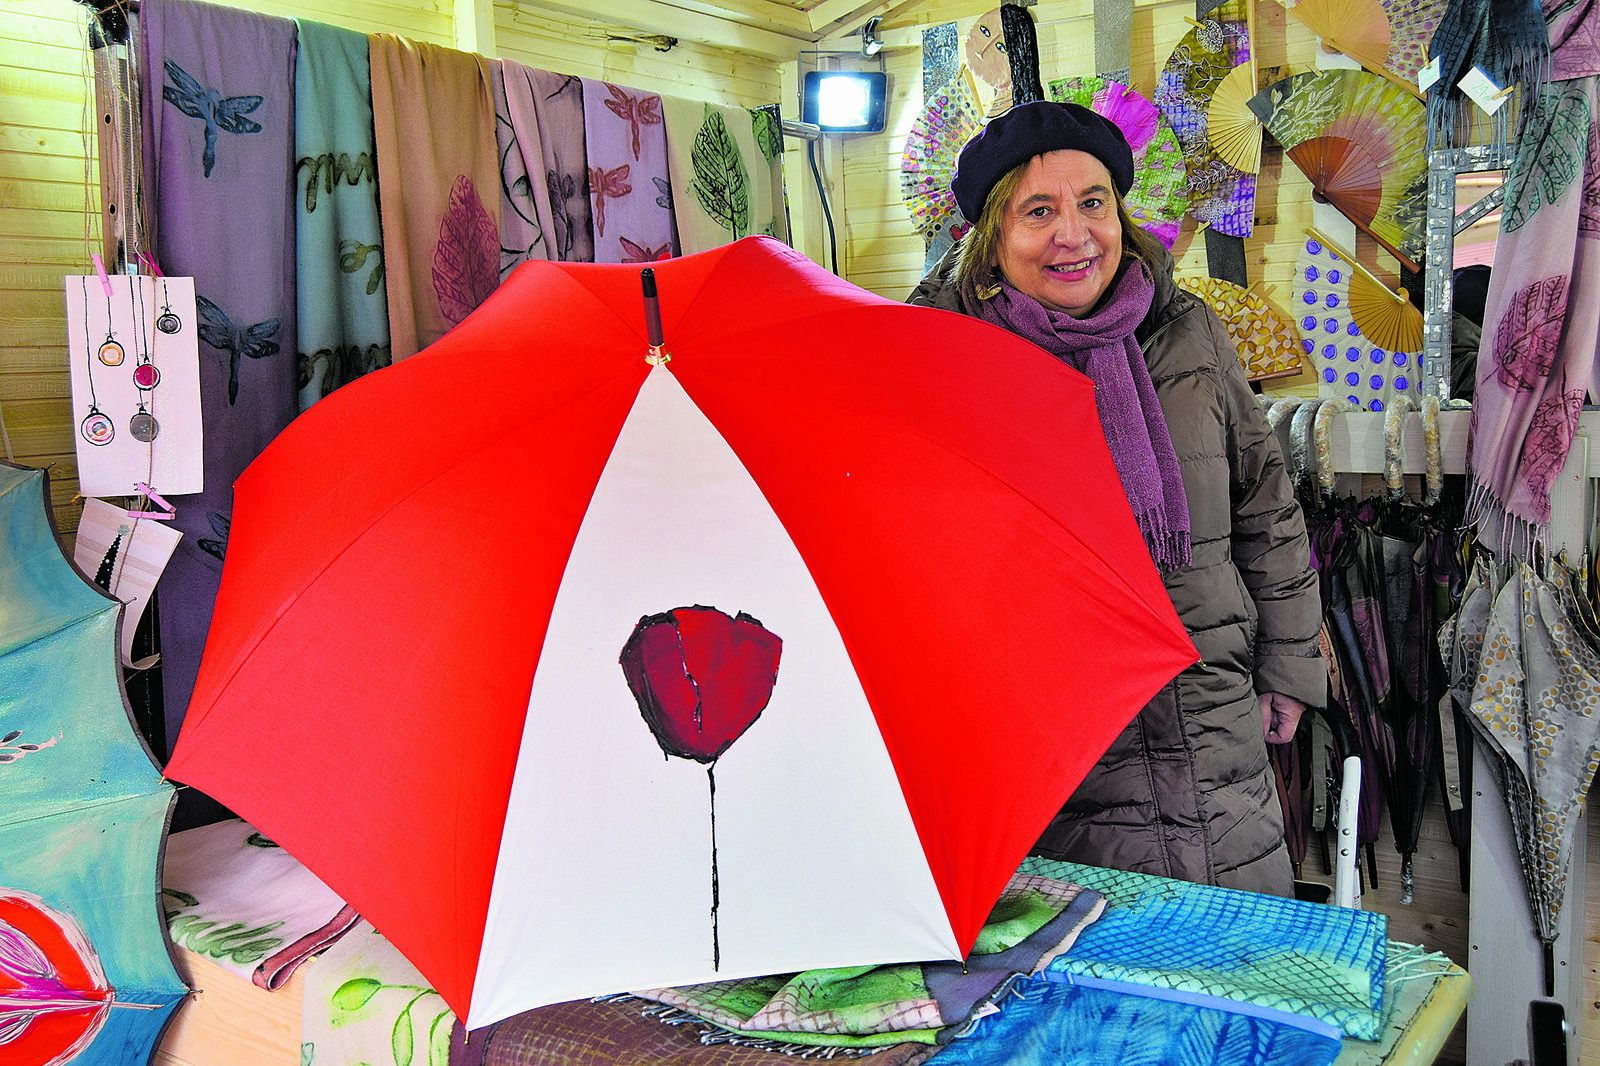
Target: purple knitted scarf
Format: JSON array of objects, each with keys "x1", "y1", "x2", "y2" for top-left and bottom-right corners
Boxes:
[{"x1": 977, "y1": 261, "x2": 1192, "y2": 570}]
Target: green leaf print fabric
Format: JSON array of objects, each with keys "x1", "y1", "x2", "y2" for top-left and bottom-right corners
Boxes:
[{"x1": 662, "y1": 96, "x2": 785, "y2": 253}]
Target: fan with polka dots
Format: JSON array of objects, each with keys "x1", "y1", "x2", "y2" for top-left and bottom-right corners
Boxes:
[{"x1": 1295, "y1": 235, "x2": 1424, "y2": 412}]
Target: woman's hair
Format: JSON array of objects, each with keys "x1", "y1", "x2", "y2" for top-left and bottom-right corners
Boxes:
[{"x1": 952, "y1": 158, "x2": 1164, "y2": 309}]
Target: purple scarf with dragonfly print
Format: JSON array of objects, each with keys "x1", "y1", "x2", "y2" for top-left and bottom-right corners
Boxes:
[
  {"x1": 368, "y1": 34, "x2": 500, "y2": 362},
  {"x1": 139, "y1": 0, "x2": 298, "y2": 778},
  {"x1": 580, "y1": 78, "x2": 677, "y2": 264},
  {"x1": 1466, "y1": 71, "x2": 1600, "y2": 556}
]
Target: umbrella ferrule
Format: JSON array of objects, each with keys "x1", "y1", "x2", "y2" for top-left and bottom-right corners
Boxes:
[{"x1": 647, "y1": 345, "x2": 671, "y2": 366}]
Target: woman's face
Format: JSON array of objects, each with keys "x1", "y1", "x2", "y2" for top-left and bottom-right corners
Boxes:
[
  {"x1": 994, "y1": 150, "x2": 1123, "y2": 318},
  {"x1": 963, "y1": 9, "x2": 1009, "y2": 90}
]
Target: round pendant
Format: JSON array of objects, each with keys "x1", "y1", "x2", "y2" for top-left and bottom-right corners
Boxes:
[
  {"x1": 81, "y1": 411, "x2": 115, "y2": 446},
  {"x1": 132, "y1": 361, "x2": 161, "y2": 390},
  {"x1": 157, "y1": 311, "x2": 182, "y2": 334},
  {"x1": 129, "y1": 410, "x2": 159, "y2": 442},
  {"x1": 98, "y1": 339, "x2": 126, "y2": 366}
]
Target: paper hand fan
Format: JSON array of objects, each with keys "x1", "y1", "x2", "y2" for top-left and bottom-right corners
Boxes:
[
  {"x1": 902, "y1": 74, "x2": 986, "y2": 239},
  {"x1": 1286, "y1": 0, "x2": 1443, "y2": 91},
  {"x1": 1248, "y1": 69, "x2": 1428, "y2": 271},
  {"x1": 1381, "y1": 0, "x2": 1449, "y2": 85},
  {"x1": 1048, "y1": 75, "x2": 1190, "y2": 247},
  {"x1": 1312, "y1": 226, "x2": 1424, "y2": 352},
  {"x1": 1177, "y1": 274, "x2": 1304, "y2": 381},
  {"x1": 1207, "y1": 63, "x2": 1264, "y2": 173},
  {"x1": 1155, "y1": 0, "x2": 1256, "y2": 237},
  {"x1": 1294, "y1": 232, "x2": 1423, "y2": 410}
]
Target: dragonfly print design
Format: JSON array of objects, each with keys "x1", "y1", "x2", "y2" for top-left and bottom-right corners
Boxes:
[
  {"x1": 654, "y1": 176, "x2": 673, "y2": 210},
  {"x1": 619, "y1": 236, "x2": 671, "y2": 263},
  {"x1": 195, "y1": 293, "x2": 281, "y2": 405},
  {"x1": 602, "y1": 84, "x2": 664, "y2": 161},
  {"x1": 162, "y1": 60, "x2": 264, "y2": 178},
  {"x1": 589, "y1": 165, "x2": 632, "y2": 238}
]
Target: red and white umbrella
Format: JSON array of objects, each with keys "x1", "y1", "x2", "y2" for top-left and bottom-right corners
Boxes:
[{"x1": 166, "y1": 236, "x2": 1196, "y2": 1029}]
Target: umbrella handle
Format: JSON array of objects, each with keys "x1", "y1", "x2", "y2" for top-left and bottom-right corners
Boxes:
[
  {"x1": 641, "y1": 268, "x2": 669, "y2": 364},
  {"x1": 1334, "y1": 755, "x2": 1362, "y2": 908}
]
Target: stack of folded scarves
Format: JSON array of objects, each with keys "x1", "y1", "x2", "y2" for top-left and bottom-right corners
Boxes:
[
  {"x1": 930, "y1": 857, "x2": 1391, "y2": 1066},
  {"x1": 626, "y1": 870, "x2": 1109, "y2": 1052}
]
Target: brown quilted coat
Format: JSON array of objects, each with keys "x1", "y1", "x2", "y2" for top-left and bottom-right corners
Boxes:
[{"x1": 909, "y1": 244, "x2": 1325, "y2": 896}]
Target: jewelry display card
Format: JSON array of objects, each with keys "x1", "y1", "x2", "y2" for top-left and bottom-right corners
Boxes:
[
  {"x1": 65, "y1": 274, "x2": 203, "y2": 497},
  {"x1": 73, "y1": 498, "x2": 183, "y2": 669}
]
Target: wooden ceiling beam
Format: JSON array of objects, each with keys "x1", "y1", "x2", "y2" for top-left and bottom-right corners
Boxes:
[{"x1": 511, "y1": 0, "x2": 810, "y2": 59}]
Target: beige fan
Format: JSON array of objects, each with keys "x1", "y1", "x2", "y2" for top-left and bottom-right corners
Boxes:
[
  {"x1": 1285, "y1": 0, "x2": 1422, "y2": 97},
  {"x1": 1309, "y1": 226, "x2": 1423, "y2": 351},
  {"x1": 1207, "y1": 63, "x2": 1264, "y2": 173}
]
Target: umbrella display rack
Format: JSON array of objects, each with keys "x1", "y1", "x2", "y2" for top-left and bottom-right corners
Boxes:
[{"x1": 1307, "y1": 404, "x2": 1600, "y2": 1066}]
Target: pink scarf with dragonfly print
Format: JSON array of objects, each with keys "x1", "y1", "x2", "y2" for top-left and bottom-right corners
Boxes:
[
  {"x1": 581, "y1": 79, "x2": 677, "y2": 264},
  {"x1": 368, "y1": 35, "x2": 499, "y2": 361},
  {"x1": 1466, "y1": 70, "x2": 1600, "y2": 556}
]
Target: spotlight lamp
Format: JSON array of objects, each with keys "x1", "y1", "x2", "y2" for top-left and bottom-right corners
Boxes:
[{"x1": 801, "y1": 69, "x2": 888, "y2": 134}]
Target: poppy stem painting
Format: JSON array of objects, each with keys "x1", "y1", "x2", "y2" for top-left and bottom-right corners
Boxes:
[{"x1": 621, "y1": 606, "x2": 783, "y2": 968}]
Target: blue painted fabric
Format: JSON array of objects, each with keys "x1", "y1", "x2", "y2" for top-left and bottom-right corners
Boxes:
[
  {"x1": 1025, "y1": 858, "x2": 1388, "y2": 1040},
  {"x1": 931, "y1": 972, "x2": 1342, "y2": 1066},
  {"x1": 293, "y1": 18, "x2": 391, "y2": 411}
]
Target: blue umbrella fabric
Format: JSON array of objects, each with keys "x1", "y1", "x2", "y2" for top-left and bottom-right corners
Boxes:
[{"x1": 0, "y1": 462, "x2": 188, "y2": 1065}]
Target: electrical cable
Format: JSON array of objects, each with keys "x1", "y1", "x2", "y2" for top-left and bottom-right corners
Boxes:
[{"x1": 807, "y1": 139, "x2": 838, "y2": 276}]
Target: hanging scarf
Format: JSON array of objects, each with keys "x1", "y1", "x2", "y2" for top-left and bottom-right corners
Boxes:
[
  {"x1": 139, "y1": 0, "x2": 298, "y2": 790},
  {"x1": 975, "y1": 262, "x2": 1192, "y2": 571},
  {"x1": 1466, "y1": 76, "x2": 1600, "y2": 556},
  {"x1": 1426, "y1": 0, "x2": 1550, "y2": 149}
]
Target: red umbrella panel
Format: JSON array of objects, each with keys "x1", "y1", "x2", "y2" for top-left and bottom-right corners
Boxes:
[{"x1": 165, "y1": 236, "x2": 1197, "y2": 1029}]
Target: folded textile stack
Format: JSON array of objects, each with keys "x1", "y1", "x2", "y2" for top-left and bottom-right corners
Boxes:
[
  {"x1": 163, "y1": 817, "x2": 361, "y2": 990},
  {"x1": 1025, "y1": 858, "x2": 1389, "y2": 1040},
  {"x1": 626, "y1": 872, "x2": 1107, "y2": 1052}
]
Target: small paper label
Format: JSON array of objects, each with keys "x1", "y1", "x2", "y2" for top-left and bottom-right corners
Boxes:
[
  {"x1": 1418, "y1": 56, "x2": 1442, "y2": 92},
  {"x1": 1458, "y1": 65, "x2": 1510, "y2": 114}
]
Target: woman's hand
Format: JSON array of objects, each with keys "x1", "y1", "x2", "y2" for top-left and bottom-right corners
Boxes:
[{"x1": 1258, "y1": 692, "x2": 1306, "y2": 745}]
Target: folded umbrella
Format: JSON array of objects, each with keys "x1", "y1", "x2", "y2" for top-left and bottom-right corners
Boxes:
[{"x1": 166, "y1": 236, "x2": 1197, "y2": 1028}]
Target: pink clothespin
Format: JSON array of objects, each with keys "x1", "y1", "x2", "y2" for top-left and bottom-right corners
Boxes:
[
  {"x1": 129, "y1": 482, "x2": 177, "y2": 521},
  {"x1": 138, "y1": 251, "x2": 166, "y2": 277},
  {"x1": 91, "y1": 253, "x2": 113, "y2": 298}
]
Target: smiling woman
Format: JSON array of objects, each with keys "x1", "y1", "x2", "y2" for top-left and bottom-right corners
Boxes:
[{"x1": 907, "y1": 99, "x2": 1326, "y2": 900}]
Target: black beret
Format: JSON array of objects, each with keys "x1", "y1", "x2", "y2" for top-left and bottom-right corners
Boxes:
[{"x1": 951, "y1": 100, "x2": 1136, "y2": 222}]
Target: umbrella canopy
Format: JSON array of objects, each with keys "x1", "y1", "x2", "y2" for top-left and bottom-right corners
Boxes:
[
  {"x1": 0, "y1": 462, "x2": 189, "y2": 1065},
  {"x1": 1465, "y1": 556, "x2": 1600, "y2": 994},
  {"x1": 166, "y1": 236, "x2": 1197, "y2": 1029}
]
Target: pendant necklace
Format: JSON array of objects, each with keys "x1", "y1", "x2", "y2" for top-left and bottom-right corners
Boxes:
[
  {"x1": 156, "y1": 275, "x2": 182, "y2": 335},
  {"x1": 97, "y1": 278, "x2": 125, "y2": 366},
  {"x1": 128, "y1": 279, "x2": 160, "y2": 443},
  {"x1": 79, "y1": 275, "x2": 115, "y2": 445}
]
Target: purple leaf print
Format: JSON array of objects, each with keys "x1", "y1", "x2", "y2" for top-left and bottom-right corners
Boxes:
[
  {"x1": 589, "y1": 164, "x2": 631, "y2": 238},
  {"x1": 603, "y1": 83, "x2": 664, "y2": 160},
  {"x1": 1493, "y1": 275, "x2": 1570, "y2": 391},
  {"x1": 433, "y1": 175, "x2": 499, "y2": 326},
  {"x1": 1520, "y1": 389, "x2": 1585, "y2": 507}
]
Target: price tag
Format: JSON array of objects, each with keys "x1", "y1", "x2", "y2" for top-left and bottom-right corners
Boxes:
[
  {"x1": 1418, "y1": 56, "x2": 1442, "y2": 93},
  {"x1": 1458, "y1": 65, "x2": 1512, "y2": 114}
]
